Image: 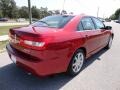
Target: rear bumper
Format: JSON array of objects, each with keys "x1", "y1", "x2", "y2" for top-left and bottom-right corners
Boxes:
[
  {"x1": 6, "y1": 44, "x2": 69, "y2": 76},
  {"x1": 6, "y1": 44, "x2": 44, "y2": 76}
]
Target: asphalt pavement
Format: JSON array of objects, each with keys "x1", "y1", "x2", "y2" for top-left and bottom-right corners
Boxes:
[{"x1": 0, "y1": 22, "x2": 120, "y2": 90}]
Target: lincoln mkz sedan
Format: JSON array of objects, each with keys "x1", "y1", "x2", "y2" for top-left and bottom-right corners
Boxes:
[{"x1": 6, "y1": 15, "x2": 114, "y2": 76}]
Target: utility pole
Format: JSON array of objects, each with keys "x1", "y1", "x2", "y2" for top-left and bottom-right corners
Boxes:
[
  {"x1": 28, "y1": 0, "x2": 32, "y2": 24},
  {"x1": 97, "y1": 7, "x2": 99, "y2": 17},
  {"x1": 119, "y1": 13, "x2": 120, "y2": 22},
  {"x1": 61, "y1": 0, "x2": 66, "y2": 14}
]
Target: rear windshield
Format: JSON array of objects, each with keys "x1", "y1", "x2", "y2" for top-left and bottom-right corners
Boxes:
[{"x1": 31, "y1": 15, "x2": 74, "y2": 28}]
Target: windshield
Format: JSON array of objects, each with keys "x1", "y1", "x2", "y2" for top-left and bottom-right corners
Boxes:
[{"x1": 31, "y1": 15, "x2": 74, "y2": 28}]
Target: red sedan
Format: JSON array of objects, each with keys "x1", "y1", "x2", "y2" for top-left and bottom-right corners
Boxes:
[{"x1": 6, "y1": 15, "x2": 114, "y2": 76}]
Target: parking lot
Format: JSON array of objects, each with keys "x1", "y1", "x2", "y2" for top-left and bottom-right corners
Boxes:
[{"x1": 0, "y1": 22, "x2": 120, "y2": 90}]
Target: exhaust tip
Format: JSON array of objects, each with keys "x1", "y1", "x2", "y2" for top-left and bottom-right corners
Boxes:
[{"x1": 27, "y1": 73, "x2": 32, "y2": 75}]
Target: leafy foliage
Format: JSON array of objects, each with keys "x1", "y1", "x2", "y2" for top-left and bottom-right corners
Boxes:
[
  {"x1": 18, "y1": 6, "x2": 29, "y2": 18},
  {"x1": 0, "y1": 0, "x2": 68, "y2": 19},
  {"x1": 0, "y1": 0, "x2": 17, "y2": 18},
  {"x1": 109, "y1": 8, "x2": 120, "y2": 20},
  {"x1": 32, "y1": 6, "x2": 40, "y2": 18}
]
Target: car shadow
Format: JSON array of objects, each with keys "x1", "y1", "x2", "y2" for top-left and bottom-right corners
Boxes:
[
  {"x1": 0, "y1": 49, "x2": 108, "y2": 90},
  {"x1": 82, "y1": 48, "x2": 108, "y2": 71}
]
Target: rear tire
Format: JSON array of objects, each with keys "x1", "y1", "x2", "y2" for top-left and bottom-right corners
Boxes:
[
  {"x1": 67, "y1": 49, "x2": 85, "y2": 76},
  {"x1": 105, "y1": 36, "x2": 113, "y2": 49}
]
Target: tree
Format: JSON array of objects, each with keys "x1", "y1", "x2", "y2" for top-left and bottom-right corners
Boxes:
[
  {"x1": 32, "y1": 6, "x2": 40, "y2": 19},
  {"x1": 109, "y1": 8, "x2": 120, "y2": 20},
  {"x1": 39, "y1": 7, "x2": 49, "y2": 19},
  {"x1": 0, "y1": 0, "x2": 17, "y2": 18},
  {"x1": 0, "y1": 0, "x2": 69, "y2": 19},
  {"x1": 48, "y1": 10, "x2": 53, "y2": 15},
  {"x1": 13, "y1": 7, "x2": 19, "y2": 18},
  {"x1": 109, "y1": 14, "x2": 116, "y2": 20},
  {"x1": 61, "y1": 10, "x2": 67, "y2": 15},
  {"x1": 69, "y1": 12, "x2": 73, "y2": 15},
  {"x1": 0, "y1": 10, "x2": 2, "y2": 18},
  {"x1": 54, "y1": 10, "x2": 60, "y2": 15},
  {"x1": 47, "y1": 10, "x2": 60, "y2": 15},
  {"x1": 18, "y1": 6, "x2": 29, "y2": 18},
  {"x1": 114, "y1": 8, "x2": 120, "y2": 19}
]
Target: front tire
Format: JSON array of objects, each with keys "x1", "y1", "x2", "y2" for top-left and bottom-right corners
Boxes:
[{"x1": 67, "y1": 49, "x2": 85, "y2": 76}]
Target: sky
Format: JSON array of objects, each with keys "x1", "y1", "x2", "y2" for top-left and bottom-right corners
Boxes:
[{"x1": 14, "y1": 0, "x2": 120, "y2": 18}]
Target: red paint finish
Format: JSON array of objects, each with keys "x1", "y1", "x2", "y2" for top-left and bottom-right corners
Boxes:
[{"x1": 6, "y1": 15, "x2": 114, "y2": 76}]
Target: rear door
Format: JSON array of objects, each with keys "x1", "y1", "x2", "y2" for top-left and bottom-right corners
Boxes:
[
  {"x1": 92, "y1": 17, "x2": 110, "y2": 46},
  {"x1": 77, "y1": 17, "x2": 102, "y2": 55}
]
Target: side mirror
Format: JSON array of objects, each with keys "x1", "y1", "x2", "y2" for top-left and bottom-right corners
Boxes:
[{"x1": 105, "y1": 26, "x2": 112, "y2": 30}]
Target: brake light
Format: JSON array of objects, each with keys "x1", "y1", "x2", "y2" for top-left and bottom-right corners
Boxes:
[
  {"x1": 12, "y1": 34, "x2": 53, "y2": 50},
  {"x1": 24, "y1": 40, "x2": 45, "y2": 47}
]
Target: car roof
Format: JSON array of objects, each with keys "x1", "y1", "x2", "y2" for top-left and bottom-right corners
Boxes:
[{"x1": 60, "y1": 14, "x2": 96, "y2": 18}]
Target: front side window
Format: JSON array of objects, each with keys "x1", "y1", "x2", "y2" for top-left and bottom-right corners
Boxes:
[
  {"x1": 92, "y1": 17, "x2": 105, "y2": 29},
  {"x1": 81, "y1": 17, "x2": 95, "y2": 30},
  {"x1": 31, "y1": 15, "x2": 74, "y2": 28}
]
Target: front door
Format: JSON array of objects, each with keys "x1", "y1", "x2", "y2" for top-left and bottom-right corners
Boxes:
[{"x1": 78, "y1": 17, "x2": 102, "y2": 55}]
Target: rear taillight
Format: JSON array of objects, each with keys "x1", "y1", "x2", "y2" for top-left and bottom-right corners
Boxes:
[
  {"x1": 9, "y1": 29, "x2": 47, "y2": 50},
  {"x1": 24, "y1": 40, "x2": 45, "y2": 47},
  {"x1": 21, "y1": 36, "x2": 53, "y2": 50}
]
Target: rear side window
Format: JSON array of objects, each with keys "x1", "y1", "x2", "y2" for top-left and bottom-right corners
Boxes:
[
  {"x1": 81, "y1": 17, "x2": 95, "y2": 30},
  {"x1": 78, "y1": 22, "x2": 84, "y2": 31},
  {"x1": 92, "y1": 17, "x2": 105, "y2": 29}
]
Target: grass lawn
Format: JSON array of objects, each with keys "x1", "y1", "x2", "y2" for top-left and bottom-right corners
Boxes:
[
  {"x1": 0, "y1": 41, "x2": 8, "y2": 53},
  {"x1": 0, "y1": 25, "x2": 22, "y2": 36},
  {"x1": 0, "y1": 25, "x2": 22, "y2": 52}
]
